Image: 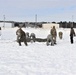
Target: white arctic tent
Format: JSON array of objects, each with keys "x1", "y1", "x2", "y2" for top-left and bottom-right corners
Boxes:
[
  {"x1": 0, "y1": 22, "x2": 14, "y2": 28},
  {"x1": 42, "y1": 23, "x2": 59, "y2": 29}
]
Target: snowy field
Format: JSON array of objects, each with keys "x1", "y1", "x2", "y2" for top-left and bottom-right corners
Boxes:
[{"x1": 0, "y1": 27, "x2": 76, "y2": 75}]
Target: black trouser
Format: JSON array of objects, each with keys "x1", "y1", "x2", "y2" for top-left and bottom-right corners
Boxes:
[
  {"x1": 18, "y1": 36, "x2": 28, "y2": 46},
  {"x1": 70, "y1": 36, "x2": 73, "y2": 44}
]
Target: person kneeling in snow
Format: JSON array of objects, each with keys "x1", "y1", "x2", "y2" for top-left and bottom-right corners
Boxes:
[
  {"x1": 58, "y1": 31, "x2": 63, "y2": 39},
  {"x1": 16, "y1": 27, "x2": 28, "y2": 46},
  {"x1": 30, "y1": 33, "x2": 36, "y2": 43},
  {"x1": 46, "y1": 34, "x2": 54, "y2": 46}
]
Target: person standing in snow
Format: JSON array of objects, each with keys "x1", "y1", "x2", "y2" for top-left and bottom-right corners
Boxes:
[
  {"x1": 16, "y1": 27, "x2": 28, "y2": 46},
  {"x1": 70, "y1": 27, "x2": 75, "y2": 44},
  {"x1": 0, "y1": 27, "x2": 1, "y2": 36},
  {"x1": 50, "y1": 26, "x2": 57, "y2": 44}
]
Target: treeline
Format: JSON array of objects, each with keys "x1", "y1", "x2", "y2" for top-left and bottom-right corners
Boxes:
[
  {"x1": 9, "y1": 21, "x2": 76, "y2": 28},
  {"x1": 58, "y1": 21, "x2": 76, "y2": 28},
  {"x1": 1, "y1": 20, "x2": 76, "y2": 28}
]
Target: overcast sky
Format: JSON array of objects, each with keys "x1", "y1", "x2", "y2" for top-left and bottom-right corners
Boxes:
[{"x1": 0, "y1": 0, "x2": 76, "y2": 22}]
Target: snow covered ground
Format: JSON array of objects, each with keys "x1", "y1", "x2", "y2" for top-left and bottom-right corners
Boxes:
[{"x1": 0, "y1": 27, "x2": 76, "y2": 75}]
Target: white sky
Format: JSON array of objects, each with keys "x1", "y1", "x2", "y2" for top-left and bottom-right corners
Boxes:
[{"x1": 0, "y1": 0, "x2": 76, "y2": 22}]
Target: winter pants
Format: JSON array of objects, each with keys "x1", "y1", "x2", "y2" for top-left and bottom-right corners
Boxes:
[
  {"x1": 70, "y1": 36, "x2": 73, "y2": 44},
  {"x1": 52, "y1": 36, "x2": 56, "y2": 44},
  {"x1": 17, "y1": 36, "x2": 28, "y2": 46}
]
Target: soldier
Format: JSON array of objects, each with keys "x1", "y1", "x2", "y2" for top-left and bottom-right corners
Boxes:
[
  {"x1": 30, "y1": 33, "x2": 36, "y2": 42},
  {"x1": 46, "y1": 34, "x2": 54, "y2": 46},
  {"x1": 50, "y1": 26, "x2": 57, "y2": 44},
  {"x1": 0, "y1": 27, "x2": 1, "y2": 36},
  {"x1": 16, "y1": 27, "x2": 28, "y2": 46},
  {"x1": 70, "y1": 27, "x2": 75, "y2": 44},
  {"x1": 58, "y1": 31, "x2": 63, "y2": 39}
]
